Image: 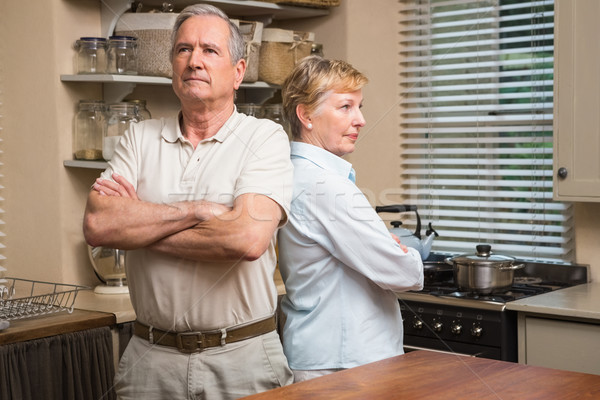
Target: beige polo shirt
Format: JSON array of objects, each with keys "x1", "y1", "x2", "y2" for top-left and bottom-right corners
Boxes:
[{"x1": 101, "y1": 110, "x2": 293, "y2": 331}]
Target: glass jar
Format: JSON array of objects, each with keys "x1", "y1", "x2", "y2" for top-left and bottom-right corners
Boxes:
[
  {"x1": 237, "y1": 103, "x2": 262, "y2": 117},
  {"x1": 75, "y1": 37, "x2": 107, "y2": 74},
  {"x1": 74, "y1": 100, "x2": 106, "y2": 160},
  {"x1": 127, "y1": 99, "x2": 151, "y2": 120},
  {"x1": 107, "y1": 36, "x2": 138, "y2": 75},
  {"x1": 262, "y1": 104, "x2": 290, "y2": 137},
  {"x1": 104, "y1": 103, "x2": 140, "y2": 161}
]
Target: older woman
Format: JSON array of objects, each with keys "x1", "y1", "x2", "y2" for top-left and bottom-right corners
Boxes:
[{"x1": 278, "y1": 56, "x2": 424, "y2": 383}]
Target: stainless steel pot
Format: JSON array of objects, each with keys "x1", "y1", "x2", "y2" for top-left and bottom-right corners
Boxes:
[{"x1": 445, "y1": 245, "x2": 524, "y2": 294}]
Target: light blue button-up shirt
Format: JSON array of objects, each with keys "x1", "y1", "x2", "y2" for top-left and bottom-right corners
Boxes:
[{"x1": 278, "y1": 142, "x2": 424, "y2": 370}]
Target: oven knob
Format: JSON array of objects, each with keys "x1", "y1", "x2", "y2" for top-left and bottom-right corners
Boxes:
[
  {"x1": 433, "y1": 320, "x2": 443, "y2": 332},
  {"x1": 471, "y1": 324, "x2": 483, "y2": 337},
  {"x1": 412, "y1": 318, "x2": 423, "y2": 330},
  {"x1": 451, "y1": 322, "x2": 462, "y2": 335}
]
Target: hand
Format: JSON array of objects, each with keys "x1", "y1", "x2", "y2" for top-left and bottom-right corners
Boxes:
[
  {"x1": 391, "y1": 233, "x2": 408, "y2": 253},
  {"x1": 92, "y1": 173, "x2": 139, "y2": 200}
]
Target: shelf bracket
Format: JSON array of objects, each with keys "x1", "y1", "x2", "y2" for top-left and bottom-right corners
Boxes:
[
  {"x1": 101, "y1": 0, "x2": 133, "y2": 38},
  {"x1": 104, "y1": 82, "x2": 136, "y2": 103},
  {"x1": 247, "y1": 14, "x2": 274, "y2": 26}
]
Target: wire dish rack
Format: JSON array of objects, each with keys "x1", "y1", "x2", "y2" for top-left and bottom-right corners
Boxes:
[{"x1": 0, "y1": 277, "x2": 89, "y2": 321}]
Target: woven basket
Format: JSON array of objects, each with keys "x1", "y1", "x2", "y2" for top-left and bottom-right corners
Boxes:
[
  {"x1": 258, "y1": 29, "x2": 314, "y2": 85},
  {"x1": 233, "y1": 20, "x2": 264, "y2": 83},
  {"x1": 116, "y1": 13, "x2": 178, "y2": 78},
  {"x1": 259, "y1": 0, "x2": 340, "y2": 8}
]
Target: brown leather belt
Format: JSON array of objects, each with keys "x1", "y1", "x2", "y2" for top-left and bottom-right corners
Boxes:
[{"x1": 133, "y1": 316, "x2": 276, "y2": 353}]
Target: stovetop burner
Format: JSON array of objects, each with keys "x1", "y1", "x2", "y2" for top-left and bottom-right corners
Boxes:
[
  {"x1": 415, "y1": 255, "x2": 589, "y2": 305},
  {"x1": 427, "y1": 283, "x2": 555, "y2": 302},
  {"x1": 513, "y1": 276, "x2": 542, "y2": 285},
  {"x1": 421, "y1": 279, "x2": 572, "y2": 301}
]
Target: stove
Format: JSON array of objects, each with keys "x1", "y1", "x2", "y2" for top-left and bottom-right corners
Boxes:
[{"x1": 397, "y1": 254, "x2": 589, "y2": 362}]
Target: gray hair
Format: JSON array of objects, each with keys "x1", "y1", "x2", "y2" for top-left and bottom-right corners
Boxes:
[{"x1": 170, "y1": 4, "x2": 245, "y2": 64}]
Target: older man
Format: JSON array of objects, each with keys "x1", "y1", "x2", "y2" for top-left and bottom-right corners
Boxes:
[{"x1": 83, "y1": 4, "x2": 293, "y2": 399}]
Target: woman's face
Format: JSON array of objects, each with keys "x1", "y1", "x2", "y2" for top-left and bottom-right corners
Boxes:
[{"x1": 303, "y1": 90, "x2": 366, "y2": 157}]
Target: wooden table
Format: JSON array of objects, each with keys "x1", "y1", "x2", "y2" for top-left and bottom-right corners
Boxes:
[{"x1": 243, "y1": 350, "x2": 600, "y2": 399}]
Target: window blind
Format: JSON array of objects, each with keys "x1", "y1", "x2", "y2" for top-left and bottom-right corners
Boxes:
[
  {"x1": 398, "y1": 0, "x2": 573, "y2": 261},
  {"x1": 0, "y1": 74, "x2": 4, "y2": 269}
]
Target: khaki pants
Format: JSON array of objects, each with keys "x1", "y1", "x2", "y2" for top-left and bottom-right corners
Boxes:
[{"x1": 114, "y1": 331, "x2": 292, "y2": 400}]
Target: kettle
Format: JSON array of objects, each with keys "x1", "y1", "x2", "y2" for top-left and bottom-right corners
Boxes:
[{"x1": 375, "y1": 205, "x2": 439, "y2": 260}]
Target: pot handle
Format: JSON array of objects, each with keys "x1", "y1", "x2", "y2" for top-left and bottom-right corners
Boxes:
[
  {"x1": 375, "y1": 205, "x2": 418, "y2": 213},
  {"x1": 444, "y1": 257, "x2": 454, "y2": 266},
  {"x1": 499, "y1": 263, "x2": 524, "y2": 271}
]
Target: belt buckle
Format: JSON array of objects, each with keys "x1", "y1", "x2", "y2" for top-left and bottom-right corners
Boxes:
[{"x1": 176, "y1": 332, "x2": 204, "y2": 353}]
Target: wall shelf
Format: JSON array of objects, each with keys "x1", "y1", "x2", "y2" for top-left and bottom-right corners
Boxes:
[
  {"x1": 61, "y1": 74, "x2": 280, "y2": 103},
  {"x1": 64, "y1": 160, "x2": 108, "y2": 170},
  {"x1": 100, "y1": 0, "x2": 329, "y2": 38}
]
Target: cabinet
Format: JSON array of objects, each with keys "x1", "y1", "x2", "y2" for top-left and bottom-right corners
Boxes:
[
  {"x1": 62, "y1": 0, "x2": 329, "y2": 169},
  {"x1": 553, "y1": 0, "x2": 600, "y2": 201},
  {"x1": 517, "y1": 314, "x2": 600, "y2": 375}
]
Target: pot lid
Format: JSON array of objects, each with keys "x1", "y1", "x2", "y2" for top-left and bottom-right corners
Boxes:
[{"x1": 449, "y1": 244, "x2": 516, "y2": 266}]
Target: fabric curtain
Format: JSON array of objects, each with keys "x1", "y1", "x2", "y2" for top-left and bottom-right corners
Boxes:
[{"x1": 0, "y1": 326, "x2": 116, "y2": 400}]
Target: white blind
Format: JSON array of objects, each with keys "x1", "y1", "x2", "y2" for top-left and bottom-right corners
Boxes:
[
  {"x1": 0, "y1": 68, "x2": 4, "y2": 268},
  {"x1": 0, "y1": 72, "x2": 4, "y2": 268},
  {"x1": 398, "y1": 0, "x2": 573, "y2": 261}
]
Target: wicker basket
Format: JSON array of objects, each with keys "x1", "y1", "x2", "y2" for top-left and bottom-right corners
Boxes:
[
  {"x1": 259, "y1": 0, "x2": 340, "y2": 8},
  {"x1": 233, "y1": 20, "x2": 264, "y2": 83},
  {"x1": 115, "y1": 13, "x2": 178, "y2": 78},
  {"x1": 258, "y1": 28, "x2": 314, "y2": 85}
]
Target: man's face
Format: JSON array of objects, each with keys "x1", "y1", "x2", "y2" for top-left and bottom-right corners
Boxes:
[{"x1": 171, "y1": 15, "x2": 245, "y2": 108}]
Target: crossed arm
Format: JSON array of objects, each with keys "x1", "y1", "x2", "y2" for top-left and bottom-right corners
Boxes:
[{"x1": 83, "y1": 174, "x2": 283, "y2": 262}]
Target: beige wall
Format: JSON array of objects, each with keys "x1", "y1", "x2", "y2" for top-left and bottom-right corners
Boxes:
[
  {"x1": 279, "y1": 1, "x2": 403, "y2": 207},
  {"x1": 0, "y1": 0, "x2": 597, "y2": 286},
  {"x1": 574, "y1": 203, "x2": 600, "y2": 280},
  {"x1": 2, "y1": 0, "x2": 102, "y2": 285}
]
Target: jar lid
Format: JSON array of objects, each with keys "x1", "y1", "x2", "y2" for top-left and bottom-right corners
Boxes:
[
  {"x1": 75, "y1": 37, "x2": 107, "y2": 49},
  {"x1": 109, "y1": 35, "x2": 137, "y2": 41},
  {"x1": 79, "y1": 37, "x2": 107, "y2": 42},
  {"x1": 448, "y1": 244, "x2": 516, "y2": 267}
]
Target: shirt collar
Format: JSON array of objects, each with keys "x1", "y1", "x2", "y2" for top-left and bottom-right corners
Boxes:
[
  {"x1": 290, "y1": 141, "x2": 356, "y2": 182},
  {"x1": 162, "y1": 109, "x2": 242, "y2": 144}
]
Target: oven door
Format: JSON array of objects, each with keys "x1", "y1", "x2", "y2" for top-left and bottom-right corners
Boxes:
[
  {"x1": 400, "y1": 300, "x2": 517, "y2": 362},
  {"x1": 403, "y1": 336, "x2": 503, "y2": 359}
]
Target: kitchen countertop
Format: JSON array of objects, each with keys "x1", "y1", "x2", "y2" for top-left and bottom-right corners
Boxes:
[
  {"x1": 74, "y1": 289, "x2": 136, "y2": 324},
  {"x1": 0, "y1": 308, "x2": 115, "y2": 345},
  {"x1": 506, "y1": 282, "x2": 600, "y2": 320},
  {"x1": 241, "y1": 350, "x2": 600, "y2": 399}
]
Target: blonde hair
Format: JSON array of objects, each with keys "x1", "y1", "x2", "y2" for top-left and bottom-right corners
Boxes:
[{"x1": 282, "y1": 56, "x2": 368, "y2": 140}]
